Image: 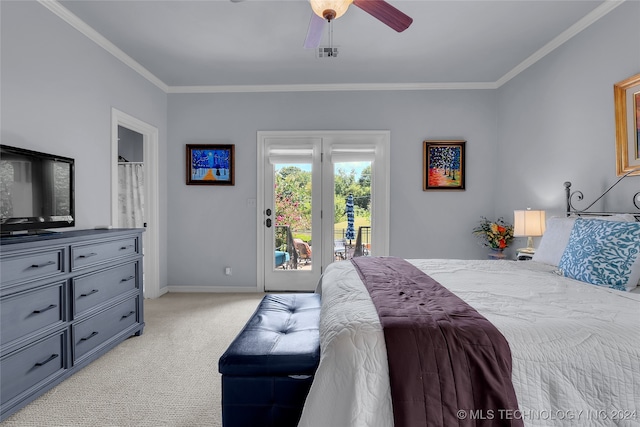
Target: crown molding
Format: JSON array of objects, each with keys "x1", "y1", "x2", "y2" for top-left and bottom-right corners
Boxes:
[
  {"x1": 38, "y1": 0, "x2": 169, "y2": 93},
  {"x1": 496, "y1": 0, "x2": 625, "y2": 87},
  {"x1": 167, "y1": 81, "x2": 498, "y2": 94},
  {"x1": 40, "y1": 0, "x2": 623, "y2": 95}
]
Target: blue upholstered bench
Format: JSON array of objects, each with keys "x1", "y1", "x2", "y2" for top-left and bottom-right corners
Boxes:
[{"x1": 218, "y1": 293, "x2": 321, "y2": 427}]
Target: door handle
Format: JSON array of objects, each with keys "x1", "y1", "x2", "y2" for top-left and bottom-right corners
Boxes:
[
  {"x1": 266, "y1": 218, "x2": 272, "y2": 228},
  {"x1": 265, "y1": 208, "x2": 272, "y2": 216}
]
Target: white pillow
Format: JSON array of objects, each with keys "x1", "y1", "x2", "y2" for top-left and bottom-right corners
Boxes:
[
  {"x1": 610, "y1": 214, "x2": 638, "y2": 222},
  {"x1": 532, "y1": 215, "x2": 636, "y2": 266},
  {"x1": 532, "y1": 217, "x2": 576, "y2": 266}
]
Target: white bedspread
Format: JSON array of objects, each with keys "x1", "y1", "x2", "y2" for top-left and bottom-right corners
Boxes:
[{"x1": 298, "y1": 259, "x2": 640, "y2": 427}]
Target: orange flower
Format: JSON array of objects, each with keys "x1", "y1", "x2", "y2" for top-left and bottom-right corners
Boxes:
[{"x1": 473, "y1": 217, "x2": 514, "y2": 250}]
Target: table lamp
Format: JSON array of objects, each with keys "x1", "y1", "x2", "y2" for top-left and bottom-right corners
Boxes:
[{"x1": 514, "y1": 209, "x2": 546, "y2": 253}]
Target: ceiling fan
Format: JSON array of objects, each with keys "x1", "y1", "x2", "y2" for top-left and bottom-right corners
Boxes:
[
  {"x1": 230, "y1": 0, "x2": 413, "y2": 50},
  {"x1": 304, "y1": 0, "x2": 413, "y2": 49}
]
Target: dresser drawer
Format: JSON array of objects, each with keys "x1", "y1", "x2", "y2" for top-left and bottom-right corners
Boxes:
[
  {"x1": 73, "y1": 297, "x2": 138, "y2": 362},
  {"x1": 71, "y1": 236, "x2": 139, "y2": 271},
  {"x1": 0, "y1": 248, "x2": 65, "y2": 287},
  {"x1": 72, "y1": 262, "x2": 139, "y2": 318},
  {"x1": 0, "y1": 282, "x2": 65, "y2": 346},
  {"x1": 1, "y1": 330, "x2": 67, "y2": 406}
]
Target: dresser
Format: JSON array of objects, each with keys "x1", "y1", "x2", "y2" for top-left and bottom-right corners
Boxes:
[{"x1": 0, "y1": 229, "x2": 144, "y2": 421}]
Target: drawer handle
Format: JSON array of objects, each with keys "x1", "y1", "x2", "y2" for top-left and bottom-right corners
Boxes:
[
  {"x1": 121, "y1": 310, "x2": 136, "y2": 320},
  {"x1": 30, "y1": 260, "x2": 56, "y2": 268},
  {"x1": 80, "y1": 289, "x2": 99, "y2": 297},
  {"x1": 32, "y1": 304, "x2": 57, "y2": 314},
  {"x1": 80, "y1": 331, "x2": 98, "y2": 341},
  {"x1": 77, "y1": 252, "x2": 98, "y2": 259},
  {"x1": 34, "y1": 353, "x2": 59, "y2": 367},
  {"x1": 121, "y1": 275, "x2": 135, "y2": 282},
  {"x1": 119, "y1": 245, "x2": 134, "y2": 250}
]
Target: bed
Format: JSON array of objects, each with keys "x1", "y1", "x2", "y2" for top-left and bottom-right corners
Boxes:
[{"x1": 298, "y1": 178, "x2": 640, "y2": 427}]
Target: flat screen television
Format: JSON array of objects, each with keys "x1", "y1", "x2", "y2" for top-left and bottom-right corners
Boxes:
[{"x1": 0, "y1": 144, "x2": 75, "y2": 235}]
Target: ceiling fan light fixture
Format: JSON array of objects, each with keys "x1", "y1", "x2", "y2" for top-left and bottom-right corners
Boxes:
[{"x1": 310, "y1": 0, "x2": 353, "y2": 21}]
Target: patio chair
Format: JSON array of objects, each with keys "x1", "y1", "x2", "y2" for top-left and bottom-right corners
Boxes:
[
  {"x1": 275, "y1": 225, "x2": 298, "y2": 269},
  {"x1": 294, "y1": 238, "x2": 312, "y2": 265},
  {"x1": 274, "y1": 250, "x2": 290, "y2": 269},
  {"x1": 334, "y1": 239, "x2": 347, "y2": 260}
]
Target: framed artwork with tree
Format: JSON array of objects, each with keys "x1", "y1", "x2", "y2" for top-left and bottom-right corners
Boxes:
[{"x1": 423, "y1": 140, "x2": 465, "y2": 191}]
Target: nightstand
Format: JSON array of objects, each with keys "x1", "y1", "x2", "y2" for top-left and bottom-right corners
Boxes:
[{"x1": 516, "y1": 249, "x2": 535, "y2": 261}]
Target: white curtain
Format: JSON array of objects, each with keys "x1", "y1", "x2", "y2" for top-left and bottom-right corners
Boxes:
[{"x1": 118, "y1": 163, "x2": 145, "y2": 228}]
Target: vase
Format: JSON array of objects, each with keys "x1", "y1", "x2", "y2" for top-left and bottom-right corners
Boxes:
[{"x1": 488, "y1": 248, "x2": 506, "y2": 260}]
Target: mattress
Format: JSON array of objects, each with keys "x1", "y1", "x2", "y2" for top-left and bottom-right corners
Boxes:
[{"x1": 298, "y1": 259, "x2": 640, "y2": 427}]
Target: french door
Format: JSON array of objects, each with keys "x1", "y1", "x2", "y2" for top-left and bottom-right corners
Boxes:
[{"x1": 257, "y1": 131, "x2": 390, "y2": 292}]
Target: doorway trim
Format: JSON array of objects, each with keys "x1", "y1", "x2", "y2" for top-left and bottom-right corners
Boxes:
[
  {"x1": 256, "y1": 130, "x2": 390, "y2": 292},
  {"x1": 111, "y1": 108, "x2": 161, "y2": 299}
]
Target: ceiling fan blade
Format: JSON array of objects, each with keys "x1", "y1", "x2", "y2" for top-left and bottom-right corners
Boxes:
[
  {"x1": 304, "y1": 13, "x2": 326, "y2": 49},
  {"x1": 352, "y1": 0, "x2": 413, "y2": 32}
]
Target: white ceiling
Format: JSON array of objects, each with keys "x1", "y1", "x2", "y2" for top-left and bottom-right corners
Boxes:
[{"x1": 52, "y1": 0, "x2": 614, "y2": 91}]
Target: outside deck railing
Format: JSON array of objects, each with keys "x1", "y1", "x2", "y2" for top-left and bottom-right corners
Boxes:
[{"x1": 334, "y1": 226, "x2": 371, "y2": 259}]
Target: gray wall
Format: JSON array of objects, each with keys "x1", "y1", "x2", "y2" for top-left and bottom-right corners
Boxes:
[
  {"x1": 167, "y1": 90, "x2": 498, "y2": 288},
  {"x1": 3, "y1": 1, "x2": 638, "y2": 292},
  {"x1": 1, "y1": 1, "x2": 169, "y2": 289},
  {"x1": 496, "y1": 1, "x2": 640, "y2": 258}
]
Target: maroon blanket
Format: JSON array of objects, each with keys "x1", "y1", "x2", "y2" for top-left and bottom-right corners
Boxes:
[{"x1": 351, "y1": 257, "x2": 523, "y2": 427}]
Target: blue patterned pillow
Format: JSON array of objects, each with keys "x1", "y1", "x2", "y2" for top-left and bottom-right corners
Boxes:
[{"x1": 558, "y1": 218, "x2": 640, "y2": 291}]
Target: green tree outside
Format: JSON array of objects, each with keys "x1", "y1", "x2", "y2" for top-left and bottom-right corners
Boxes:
[{"x1": 274, "y1": 164, "x2": 371, "y2": 245}]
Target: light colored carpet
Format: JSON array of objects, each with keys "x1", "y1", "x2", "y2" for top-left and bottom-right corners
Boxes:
[{"x1": 1, "y1": 293, "x2": 265, "y2": 427}]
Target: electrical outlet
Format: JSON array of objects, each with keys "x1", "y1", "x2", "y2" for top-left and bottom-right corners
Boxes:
[{"x1": 225, "y1": 267, "x2": 232, "y2": 276}]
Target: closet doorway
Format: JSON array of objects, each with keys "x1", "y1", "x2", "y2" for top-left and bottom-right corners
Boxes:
[
  {"x1": 111, "y1": 108, "x2": 160, "y2": 299},
  {"x1": 117, "y1": 126, "x2": 144, "y2": 228}
]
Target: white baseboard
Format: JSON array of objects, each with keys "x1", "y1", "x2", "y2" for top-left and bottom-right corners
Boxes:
[{"x1": 165, "y1": 285, "x2": 263, "y2": 293}]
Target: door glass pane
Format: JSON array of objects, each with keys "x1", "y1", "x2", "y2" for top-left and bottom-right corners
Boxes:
[
  {"x1": 333, "y1": 161, "x2": 372, "y2": 261},
  {"x1": 274, "y1": 163, "x2": 312, "y2": 271}
]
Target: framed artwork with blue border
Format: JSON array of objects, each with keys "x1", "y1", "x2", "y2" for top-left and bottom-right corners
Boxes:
[
  {"x1": 186, "y1": 144, "x2": 235, "y2": 185},
  {"x1": 423, "y1": 140, "x2": 465, "y2": 191}
]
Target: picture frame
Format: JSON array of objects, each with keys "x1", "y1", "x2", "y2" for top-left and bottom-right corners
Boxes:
[
  {"x1": 614, "y1": 72, "x2": 640, "y2": 176},
  {"x1": 186, "y1": 144, "x2": 235, "y2": 185},
  {"x1": 423, "y1": 140, "x2": 465, "y2": 191}
]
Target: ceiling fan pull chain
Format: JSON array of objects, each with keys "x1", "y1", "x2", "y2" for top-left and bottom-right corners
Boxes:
[{"x1": 328, "y1": 20, "x2": 333, "y2": 56}]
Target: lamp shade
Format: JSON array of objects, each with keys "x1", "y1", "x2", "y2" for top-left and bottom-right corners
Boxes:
[
  {"x1": 310, "y1": 0, "x2": 353, "y2": 20},
  {"x1": 513, "y1": 209, "x2": 546, "y2": 237}
]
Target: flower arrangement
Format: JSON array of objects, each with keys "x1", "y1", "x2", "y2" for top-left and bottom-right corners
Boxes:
[{"x1": 473, "y1": 217, "x2": 514, "y2": 250}]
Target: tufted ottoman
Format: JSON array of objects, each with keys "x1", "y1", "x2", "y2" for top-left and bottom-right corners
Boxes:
[{"x1": 218, "y1": 293, "x2": 321, "y2": 427}]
